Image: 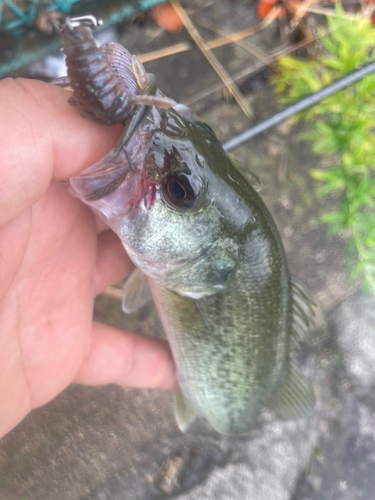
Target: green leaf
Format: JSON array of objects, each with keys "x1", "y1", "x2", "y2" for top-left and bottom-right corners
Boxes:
[{"x1": 272, "y1": 6, "x2": 375, "y2": 295}]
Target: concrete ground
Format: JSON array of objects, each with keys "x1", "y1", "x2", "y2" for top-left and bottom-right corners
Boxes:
[{"x1": 1, "y1": 1, "x2": 375, "y2": 499}]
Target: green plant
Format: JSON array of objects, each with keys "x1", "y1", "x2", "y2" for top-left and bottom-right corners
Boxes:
[{"x1": 272, "y1": 6, "x2": 375, "y2": 293}]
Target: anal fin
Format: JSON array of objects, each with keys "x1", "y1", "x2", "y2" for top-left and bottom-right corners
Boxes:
[
  {"x1": 268, "y1": 362, "x2": 316, "y2": 420},
  {"x1": 122, "y1": 268, "x2": 153, "y2": 314}
]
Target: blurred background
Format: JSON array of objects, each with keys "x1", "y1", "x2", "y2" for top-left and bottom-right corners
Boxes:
[{"x1": 1, "y1": 1, "x2": 375, "y2": 499}]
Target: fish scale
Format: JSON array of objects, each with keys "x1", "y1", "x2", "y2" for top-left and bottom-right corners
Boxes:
[{"x1": 150, "y1": 247, "x2": 290, "y2": 435}]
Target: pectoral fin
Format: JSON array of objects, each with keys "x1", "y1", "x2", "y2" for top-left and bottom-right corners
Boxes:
[
  {"x1": 174, "y1": 386, "x2": 198, "y2": 433},
  {"x1": 122, "y1": 269, "x2": 153, "y2": 314},
  {"x1": 268, "y1": 362, "x2": 316, "y2": 420}
]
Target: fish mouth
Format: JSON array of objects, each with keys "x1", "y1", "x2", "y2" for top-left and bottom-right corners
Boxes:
[{"x1": 69, "y1": 127, "x2": 156, "y2": 221}]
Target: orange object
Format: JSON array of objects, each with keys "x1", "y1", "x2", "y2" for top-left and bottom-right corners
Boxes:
[
  {"x1": 257, "y1": 0, "x2": 284, "y2": 19},
  {"x1": 152, "y1": 2, "x2": 184, "y2": 33}
]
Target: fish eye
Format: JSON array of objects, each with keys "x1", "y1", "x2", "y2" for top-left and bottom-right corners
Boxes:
[
  {"x1": 168, "y1": 179, "x2": 186, "y2": 201},
  {"x1": 192, "y1": 121, "x2": 216, "y2": 137},
  {"x1": 163, "y1": 175, "x2": 196, "y2": 209}
]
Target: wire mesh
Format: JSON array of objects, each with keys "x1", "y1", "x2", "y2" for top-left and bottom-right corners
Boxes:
[{"x1": 0, "y1": 0, "x2": 81, "y2": 31}]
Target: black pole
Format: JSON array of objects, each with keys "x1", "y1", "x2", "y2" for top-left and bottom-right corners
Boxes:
[{"x1": 223, "y1": 60, "x2": 375, "y2": 151}]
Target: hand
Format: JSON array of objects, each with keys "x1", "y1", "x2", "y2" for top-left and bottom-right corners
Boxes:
[{"x1": 0, "y1": 78, "x2": 176, "y2": 439}]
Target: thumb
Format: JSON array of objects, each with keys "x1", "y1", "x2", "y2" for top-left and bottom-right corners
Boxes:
[{"x1": 0, "y1": 78, "x2": 122, "y2": 228}]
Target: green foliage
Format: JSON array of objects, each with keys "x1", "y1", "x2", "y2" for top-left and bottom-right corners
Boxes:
[{"x1": 272, "y1": 6, "x2": 375, "y2": 294}]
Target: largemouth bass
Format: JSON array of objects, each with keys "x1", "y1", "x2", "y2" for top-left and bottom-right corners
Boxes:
[{"x1": 63, "y1": 16, "x2": 315, "y2": 435}]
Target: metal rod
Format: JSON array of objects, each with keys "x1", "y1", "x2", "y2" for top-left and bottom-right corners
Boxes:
[{"x1": 223, "y1": 60, "x2": 375, "y2": 151}]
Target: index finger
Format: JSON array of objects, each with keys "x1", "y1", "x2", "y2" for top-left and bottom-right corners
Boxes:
[{"x1": 0, "y1": 78, "x2": 122, "y2": 227}]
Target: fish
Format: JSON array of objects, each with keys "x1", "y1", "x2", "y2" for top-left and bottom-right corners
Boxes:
[{"x1": 63, "y1": 17, "x2": 316, "y2": 436}]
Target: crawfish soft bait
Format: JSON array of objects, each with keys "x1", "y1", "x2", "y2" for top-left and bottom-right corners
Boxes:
[{"x1": 59, "y1": 16, "x2": 175, "y2": 126}]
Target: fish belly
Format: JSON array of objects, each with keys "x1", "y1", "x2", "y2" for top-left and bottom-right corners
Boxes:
[{"x1": 149, "y1": 276, "x2": 290, "y2": 435}]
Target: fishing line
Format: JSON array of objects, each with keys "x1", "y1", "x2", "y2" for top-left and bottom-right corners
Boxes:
[{"x1": 223, "y1": 60, "x2": 375, "y2": 151}]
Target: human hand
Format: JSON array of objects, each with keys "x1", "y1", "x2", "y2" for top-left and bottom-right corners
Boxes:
[{"x1": 0, "y1": 78, "x2": 176, "y2": 439}]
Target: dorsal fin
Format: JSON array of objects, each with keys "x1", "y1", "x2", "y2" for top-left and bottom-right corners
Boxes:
[
  {"x1": 290, "y1": 275, "x2": 316, "y2": 345},
  {"x1": 268, "y1": 362, "x2": 316, "y2": 420},
  {"x1": 267, "y1": 276, "x2": 316, "y2": 419}
]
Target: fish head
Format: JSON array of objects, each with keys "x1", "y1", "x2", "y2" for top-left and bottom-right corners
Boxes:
[{"x1": 70, "y1": 108, "x2": 252, "y2": 297}]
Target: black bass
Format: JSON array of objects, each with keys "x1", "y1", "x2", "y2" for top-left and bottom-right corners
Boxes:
[{"x1": 62, "y1": 16, "x2": 315, "y2": 435}]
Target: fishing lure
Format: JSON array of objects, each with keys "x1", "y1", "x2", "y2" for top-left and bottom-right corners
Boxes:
[{"x1": 55, "y1": 15, "x2": 176, "y2": 126}]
